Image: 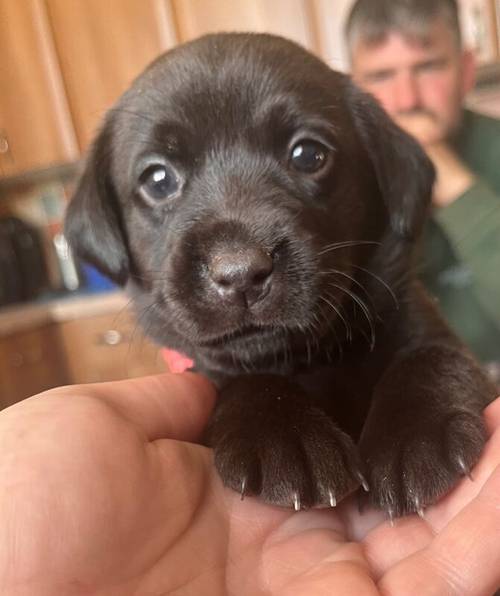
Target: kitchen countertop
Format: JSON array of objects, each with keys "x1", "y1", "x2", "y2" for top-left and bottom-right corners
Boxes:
[{"x1": 0, "y1": 291, "x2": 130, "y2": 337}]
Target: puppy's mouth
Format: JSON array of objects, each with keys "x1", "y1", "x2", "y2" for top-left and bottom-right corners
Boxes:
[{"x1": 197, "y1": 322, "x2": 286, "y2": 347}]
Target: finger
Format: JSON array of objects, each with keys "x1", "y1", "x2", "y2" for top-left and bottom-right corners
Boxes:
[
  {"x1": 421, "y1": 395, "x2": 500, "y2": 533},
  {"x1": 262, "y1": 510, "x2": 380, "y2": 595},
  {"x1": 484, "y1": 395, "x2": 500, "y2": 435},
  {"x1": 361, "y1": 396, "x2": 500, "y2": 579},
  {"x1": 82, "y1": 373, "x2": 217, "y2": 442},
  {"x1": 362, "y1": 515, "x2": 434, "y2": 580},
  {"x1": 379, "y1": 463, "x2": 500, "y2": 596}
]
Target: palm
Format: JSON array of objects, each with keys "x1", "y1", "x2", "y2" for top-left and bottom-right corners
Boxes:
[{"x1": 0, "y1": 376, "x2": 499, "y2": 596}]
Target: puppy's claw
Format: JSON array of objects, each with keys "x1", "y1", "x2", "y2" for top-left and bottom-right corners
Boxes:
[
  {"x1": 457, "y1": 456, "x2": 474, "y2": 481},
  {"x1": 414, "y1": 496, "x2": 426, "y2": 519},
  {"x1": 387, "y1": 507, "x2": 396, "y2": 527},
  {"x1": 293, "y1": 492, "x2": 301, "y2": 511},
  {"x1": 356, "y1": 472, "x2": 370, "y2": 492},
  {"x1": 240, "y1": 477, "x2": 247, "y2": 501},
  {"x1": 328, "y1": 490, "x2": 336, "y2": 508}
]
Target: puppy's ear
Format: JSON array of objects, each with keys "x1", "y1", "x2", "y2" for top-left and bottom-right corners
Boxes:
[
  {"x1": 346, "y1": 81, "x2": 435, "y2": 239},
  {"x1": 64, "y1": 117, "x2": 129, "y2": 284}
]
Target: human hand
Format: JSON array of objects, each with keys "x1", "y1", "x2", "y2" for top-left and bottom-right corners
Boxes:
[
  {"x1": 392, "y1": 112, "x2": 475, "y2": 206},
  {"x1": 425, "y1": 141, "x2": 475, "y2": 207},
  {"x1": 0, "y1": 376, "x2": 499, "y2": 596},
  {"x1": 393, "y1": 111, "x2": 444, "y2": 146}
]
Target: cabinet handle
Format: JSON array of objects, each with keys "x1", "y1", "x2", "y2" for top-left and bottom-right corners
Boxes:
[
  {"x1": 9, "y1": 347, "x2": 43, "y2": 367},
  {"x1": 97, "y1": 329, "x2": 124, "y2": 346},
  {"x1": 0, "y1": 135, "x2": 9, "y2": 154},
  {"x1": 10, "y1": 352, "x2": 25, "y2": 368}
]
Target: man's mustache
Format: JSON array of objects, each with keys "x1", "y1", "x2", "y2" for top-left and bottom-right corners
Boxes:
[{"x1": 395, "y1": 108, "x2": 438, "y2": 121}]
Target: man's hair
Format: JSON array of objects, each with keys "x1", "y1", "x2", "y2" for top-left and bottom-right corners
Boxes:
[{"x1": 344, "y1": 0, "x2": 462, "y2": 58}]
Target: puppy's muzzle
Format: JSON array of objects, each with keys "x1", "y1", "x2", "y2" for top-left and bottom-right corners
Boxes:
[{"x1": 208, "y1": 247, "x2": 273, "y2": 308}]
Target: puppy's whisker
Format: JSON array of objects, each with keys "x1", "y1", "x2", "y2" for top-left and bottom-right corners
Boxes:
[
  {"x1": 131, "y1": 272, "x2": 170, "y2": 286},
  {"x1": 308, "y1": 312, "x2": 323, "y2": 349},
  {"x1": 323, "y1": 290, "x2": 353, "y2": 343},
  {"x1": 319, "y1": 295, "x2": 351, "y2": 341},
  {"x1": 350, "y1": 264, "x2": 399, "y2": 309},
  {"x1": 134, "y1": 301, "x2": 162, "y2": 331},
  {"x1": 108, "y1": 296, "x2": 137, "y2": 331},
  {"x1": 327, "y1": 324, "x2": 343, "y2": 362},
  {"x1": 112, "y1": 297, "x2": 150, "y2": 375},
  {"x1": 317, "y1": 240, "x2": 381, "y2": 257},
  {"x1": 300, "y1": 313, "x2": 323, "y2": 361},
  {"x1": 328, "y1": 283, "x2": 376, "y2": 350},
  {"x1": 301, "y1": 321, "x2": 320, "y2": 362},
  {"x1": 323, "y1": 268, "x2": 377, "y2": 315}
]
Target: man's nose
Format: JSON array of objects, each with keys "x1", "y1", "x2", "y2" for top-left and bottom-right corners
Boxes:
[{"x1": 394, "y1": 72, "x2": 420, "y2": 112}]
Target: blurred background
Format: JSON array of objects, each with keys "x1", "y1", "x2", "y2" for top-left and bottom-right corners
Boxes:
[{"x1": 1, "y1": 0, "x2": 499, "y2": 407}]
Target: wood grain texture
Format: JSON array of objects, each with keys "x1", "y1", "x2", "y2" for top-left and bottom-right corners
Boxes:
[
  {"x1": 0, "y1": 324, "x2": 70, "y2": 407},
  {"x1": 172, "y1": 0, "x2": 318, "y2": 51},
  {"x1": 45, "y1": 0, "x2": 178, "y2": 151},
  {"x1": 0, "y1": 0, "x2": 78, "y2": 176},
  {"x1": 57, "y1": 311, "x2": 165, "y2": 384}
]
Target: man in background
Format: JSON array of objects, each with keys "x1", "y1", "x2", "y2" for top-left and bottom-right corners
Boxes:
[{"x1": 344, "y1": 0, "x2": 500, "y2": 370}]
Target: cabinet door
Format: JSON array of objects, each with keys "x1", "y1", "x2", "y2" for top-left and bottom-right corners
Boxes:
[
  {"x1": 57, "y1": 311, "x2": 165, "y2": 384},
  {"x1": 45, "y1": 0, "x2": 178, "y2": 152},
  {"x1": 0, "y1": 325, "x2": 70, "y2": 408},
  {"x1": 0, "y1": 0, "x2": 78, "y2": 176},
  {"x1": 172, "y1": 0, "x2": 318, "y2": 51},
  {"x1": 310, "y1": 0, "x2": 354, "y2": 71}
]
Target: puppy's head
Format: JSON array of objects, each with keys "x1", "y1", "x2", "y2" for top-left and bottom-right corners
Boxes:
[{"x1": 65, "y1": 33, "x2": 434, "y2": 369}]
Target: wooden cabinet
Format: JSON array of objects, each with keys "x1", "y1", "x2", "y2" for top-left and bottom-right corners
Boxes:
[
  {"x1": 0, "y1": 0, "x2": 354, "y2": 177},
  {"x1": 57, "y1": 311, "x2": 165, "y2": 384},
  {"x1": 172, "y1": 0, "x2": 317, "y2": 51},
  {"x1": 0, "y1": 0, "x2": 78, "y2": 176},
  {"x1": 45, "y1": 0, "x2": 178, "y2": 151},
  {"x1": 0, "y1": 0, "x2": 177, "y2": 176},
  {"x1": 0, "y1": 305, "x2": 166, "y2": 408},
  {"x1": 310, "y1": 0, "x2": 355, "y2": 71},
  {"x1": 0, "y1": 324, "x2": 70, "y2": 408}
]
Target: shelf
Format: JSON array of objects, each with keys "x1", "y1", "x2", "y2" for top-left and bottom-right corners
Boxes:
[
  {"x1": 0, "y1": 291, "x2": 128, "y2": 337},
  {"x1": 0, "y1": 161, "x2": 80, "y2": 195}
]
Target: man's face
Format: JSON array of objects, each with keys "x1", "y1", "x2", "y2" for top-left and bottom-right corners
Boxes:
[{"x1": 350, "y1": 18, "x2": 474, "y2": 144}]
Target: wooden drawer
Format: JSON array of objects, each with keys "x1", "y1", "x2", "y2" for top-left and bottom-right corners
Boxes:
[
  {"x1": 57, "y1": 311, "x2": 165, "y2": 384},
  {"x1": 0, "y1": 324, "x2": 69, "y2": 407}
]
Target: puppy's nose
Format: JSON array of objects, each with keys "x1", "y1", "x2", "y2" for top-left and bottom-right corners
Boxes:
[{"x1": 209, "y1": 248, "x2": 273, "y2": 307}]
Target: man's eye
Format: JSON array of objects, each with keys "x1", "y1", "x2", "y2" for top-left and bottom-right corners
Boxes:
[
  {"x1": 416, "y1": 59, "x2": 448, "y2": 74},
  {"x1": 364, "y1": 70, "x2": 394, "y2": 84},
  {"x1": 289, "y1": 140, "x2": 330, "y2": 174},
  {"x1": 139, "y1": 164, "x2": 181, "y2": 202}
]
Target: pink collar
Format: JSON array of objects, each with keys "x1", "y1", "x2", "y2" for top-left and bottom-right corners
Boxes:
[{"x1": 160, "y1": 348, "x2": 195, "y2": 373}]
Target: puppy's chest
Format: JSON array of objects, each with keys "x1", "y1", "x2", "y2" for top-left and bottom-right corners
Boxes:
[{"x1": 294, "y1": 363, "x2": 377, "y2": 439}]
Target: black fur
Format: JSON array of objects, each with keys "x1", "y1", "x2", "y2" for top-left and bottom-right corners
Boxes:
[{"x1": 65, "y1": 33, "x2": 497, "y2": 516}]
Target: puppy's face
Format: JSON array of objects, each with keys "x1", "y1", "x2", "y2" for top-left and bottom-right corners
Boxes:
[{"x1": 66, "y1": 33, "x2": 433, "y2": 367}]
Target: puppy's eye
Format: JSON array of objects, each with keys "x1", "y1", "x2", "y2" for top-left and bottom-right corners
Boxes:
[
  {"x1": 290, "y1": 140, "x2": 329, "y2": 174},
  {"x1": 139, "y1": 164, "x2": 181, "y2": 202}
]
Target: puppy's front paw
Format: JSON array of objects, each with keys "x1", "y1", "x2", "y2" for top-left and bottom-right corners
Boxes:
[
  {"x1": 360, "y1": 409, "x2": 486, "y2": 518},
  {"x1": 207, "y1": 377, "x2": 363, "y2": 509}
]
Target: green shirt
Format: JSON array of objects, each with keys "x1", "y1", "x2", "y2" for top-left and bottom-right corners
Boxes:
[{"x1": 420, "y1": 109, "x2": 500, "y2": 362}]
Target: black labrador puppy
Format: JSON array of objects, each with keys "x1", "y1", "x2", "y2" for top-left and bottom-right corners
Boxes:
[{"x1": 65, "y1": 33, "x2": 497, "y2": 518}]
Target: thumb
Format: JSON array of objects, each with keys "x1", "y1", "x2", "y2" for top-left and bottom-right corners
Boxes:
[{"x1": 86, "y1": 372, "x2": 217, "y2": 442}]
